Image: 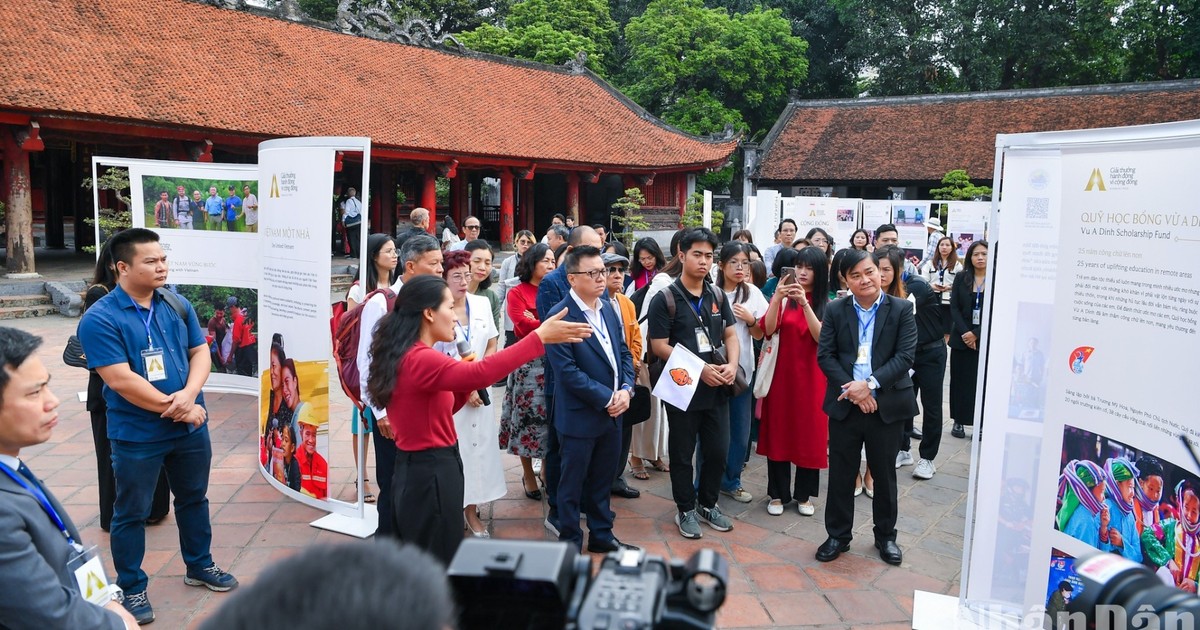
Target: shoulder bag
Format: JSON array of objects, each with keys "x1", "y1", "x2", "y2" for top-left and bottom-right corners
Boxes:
[{"x1": 752, "y1": 300, "x2": 784, "y2": 399}]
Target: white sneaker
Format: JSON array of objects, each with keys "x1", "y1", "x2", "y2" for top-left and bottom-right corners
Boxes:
[
  {"x1": 896, "y1": 450, "x2": 914, "y2": 468},
  {"x1": 797, "y1": 502, "x2": 815, "y2": 516},
  {"x1": 721, "y1": 487, "x2": 753, "y2": 503},
  {"x1": 913, "y1": 458, "x2": 937, "y2": 480},
  {"x1": 767, "y1": 500, "x2": 784, "y2": 516}
]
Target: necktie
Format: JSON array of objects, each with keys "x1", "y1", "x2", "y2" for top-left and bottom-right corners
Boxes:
[{"x1": 16, "y1": 462, "x2": 48, "y2": 497}]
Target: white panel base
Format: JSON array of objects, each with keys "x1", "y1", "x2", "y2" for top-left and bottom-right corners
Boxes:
[{"x1": 309, "y1": 505, "x2": 378, "y2": 539}]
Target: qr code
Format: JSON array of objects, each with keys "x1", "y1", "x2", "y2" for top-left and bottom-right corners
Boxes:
[{"x1": 1026, "y1": 197, "x2": 1049, "y2": 220}]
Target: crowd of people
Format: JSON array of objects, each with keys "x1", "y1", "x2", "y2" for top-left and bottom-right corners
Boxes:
[
  {"x1": 0, "y1": 211, "x2": 997, "y2": 627},
  {"x1": 333, "y1": 209, "x2": 993, "y2": 572}
]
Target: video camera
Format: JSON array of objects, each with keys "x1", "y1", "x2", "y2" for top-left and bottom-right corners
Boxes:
[
  {"x1": 1064, "y1": 552, "x2": 1200, "y2": 629},
  {"x1": 448, "y1": 539, "x2": 727, "y2": 629}
]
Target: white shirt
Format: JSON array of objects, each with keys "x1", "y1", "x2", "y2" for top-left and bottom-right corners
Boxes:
[
  {"x1": 569, "y1": 288, "x2": 619, "y2": 393},
  {"x1": 243, "y1": 193, "x2": 258, "y2": 225},
  {"x1": 0, "y1": 454, "x2": 20, "y2": 471},
  {"x1": 356, "y1": 277, "x2": 405, "y2": 418},
  {"x1": 447, "y1": 241, "x2": 467, "y2": 252},
  {"x1": 341, "y1": 196, "x2": 362, "y2": 220}
]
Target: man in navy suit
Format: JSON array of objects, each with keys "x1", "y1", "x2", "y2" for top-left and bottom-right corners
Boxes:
[
  {"x1": 545, "y1": 246, "x2": 639, "y2": 553},
  {"x1": 536, "y1": 226, "x2": 604, "y2": 536},
  {"x1": 816, "y1": 249, "x2": 918, "y2": 566}
]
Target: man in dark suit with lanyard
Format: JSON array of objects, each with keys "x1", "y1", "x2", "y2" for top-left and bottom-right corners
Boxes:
[
  {"x1": 545, "y1": 246, "x2": 639, "y2": 553},
  {"x1": 0, "y1": 327, "x2": 138, "y2": 629},
  {"x1": 816, "y1": 249, "x2": 918, "y2": 566}
]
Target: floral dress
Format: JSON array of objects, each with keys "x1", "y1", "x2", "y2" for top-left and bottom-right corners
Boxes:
[{"x1": 499, "y1": 281, "x2": 548, "y2": 457}]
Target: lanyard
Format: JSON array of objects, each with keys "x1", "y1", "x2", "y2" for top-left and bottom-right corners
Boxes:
[
  {"x1": 856, "y1": 303, "x2": 880, "y2": 344},
  {"x1": 456, "y1": 298, "x2": 471, "y2": 344},
  {"x1": 127, "y1": 292, "x2": 156, "y2": 349},
  {"x1": 0, "y1": 462, "x2": 80, "y2": 550},
  {"x1": 974, "y1": 278, "x2": 985, "y2": 309},
  {"x1": 584, "y1": 305, "x2": 610, "y2": 345}
]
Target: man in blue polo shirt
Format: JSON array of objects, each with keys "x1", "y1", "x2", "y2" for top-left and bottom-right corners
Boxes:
[
  {"x1": 204, "y1": 186, "x2": 224, "y2": 231},
  {"x1": 79, "y1": 228, "x2": 237, "y2": 625},
  {"x1": 223, "y1": 185, "x2": 242, "y2": 230}
]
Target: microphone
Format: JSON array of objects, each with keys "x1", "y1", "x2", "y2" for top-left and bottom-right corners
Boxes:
[{"x1": 456, "y1": 340, "x2": 490, "y2": 405}]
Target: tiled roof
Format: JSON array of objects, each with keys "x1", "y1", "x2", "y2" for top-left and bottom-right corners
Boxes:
[
  {"x1": 756, "y1": 81, "x2": 1200, "y2": 182},
  {"x1": 0, "y1": 0, "x2": 736, "y2": 171}
]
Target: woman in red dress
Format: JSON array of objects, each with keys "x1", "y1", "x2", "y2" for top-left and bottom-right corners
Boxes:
[{"x1": 758, "y1": 246, "x2": 830, "y2": 516}]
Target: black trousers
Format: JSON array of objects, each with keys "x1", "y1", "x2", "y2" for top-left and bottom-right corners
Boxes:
[
  {"x1": 90, "y1": 402, "x2": 169, "y2": 531},
  {"x1": 345, "y1": 222, "x2": 361, "y2": 257},
  {"x1": 391, "y1": 445, "x2": 464, "y2": 567},
  {"x1": 826, "y1": 408, "x2": 904, "y2": 544},
  {"x1": 614, "y1": 415, "x2": 635, "y2": 487},
  {"x1": 766, "y1": 460, "x2": 819, "y2": 503},
  {"x1": 665, "y1": 404, "x2": 729, "y2": 513},
  {"x1": 903, "y1": 342, "x2": 947, "y2": 460},
  {"x1": 372, "y1": 426, "x2": 398, "y2": 538},
  {"x1": 544, "y1": 395, "x2": 562, "y2": 522}
]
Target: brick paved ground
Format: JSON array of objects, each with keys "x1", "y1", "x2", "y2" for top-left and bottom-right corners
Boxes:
[{"x1": 5, "y1": 307, "x2": 973, "y2": 629}]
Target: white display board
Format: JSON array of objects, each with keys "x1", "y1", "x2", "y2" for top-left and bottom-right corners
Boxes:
[
  {"x1": 960, "y1": 119, "x2": 1200, "y2": 625},
  {"x1": 98, "y1": 157, "x2": 260, "y2": 395},
  {"x1": 947, "y1": 201, "x2": 991, "y2": 257}
]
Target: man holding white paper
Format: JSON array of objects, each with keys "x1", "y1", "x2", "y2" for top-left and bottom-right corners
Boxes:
[{"x1": 647, "y1": 228, "x2": 739, "y2": 540}]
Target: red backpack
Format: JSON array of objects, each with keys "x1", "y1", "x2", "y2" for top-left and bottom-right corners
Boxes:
[{"x1": 331, "y1": 288, "x2": 398, "y2": 410}]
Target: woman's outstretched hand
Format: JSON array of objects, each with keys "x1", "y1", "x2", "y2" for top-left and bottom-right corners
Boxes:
[{"x1": 534, "y1": 309, "x2": 593, "y2": 344}]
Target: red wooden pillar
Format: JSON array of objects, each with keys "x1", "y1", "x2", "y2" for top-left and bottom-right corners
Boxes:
[
  {"x1": 499, "y1": 169, "x2": 514, "y2": 249},
  {"x1": 518, "y1": 179, "x2": 535, "y2": 233},
  {"x1": 421, "y1": 169, "x2": 437, "y2": 229},
  {"x1": 450, "y1": 175, "x2": 466, "y2": 234},
  {"x1": 566, "y1": 172, "x2": 580, "y2": 226},
  {"x1": 677, "y1": 174, "x2": 687, "y2": 217}
]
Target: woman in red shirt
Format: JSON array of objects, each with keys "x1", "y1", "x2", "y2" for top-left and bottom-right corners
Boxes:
[
  {"x1": 366, "y1": 274, "x2": 589, "y2": 565},
  {"x1": 500, "y1": 243, "x2": 557, "y2": 499}
]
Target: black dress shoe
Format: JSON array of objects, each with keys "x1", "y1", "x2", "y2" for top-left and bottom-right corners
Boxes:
[
  {"x1": 611, "y1": 480, "x2": 641, "y2": 499},
  {"x1": 587, "y1": 538, "x2": 640, "y2": 554},
  {"x1": 951, "y1": 423, "x2": 966, "y2": 438},
  {"x1": 876, "y1": 540, "x2": 903, "y2": 566},
  {"x1": 815, "y1": 538, "x2": 850, "y2": 562}
]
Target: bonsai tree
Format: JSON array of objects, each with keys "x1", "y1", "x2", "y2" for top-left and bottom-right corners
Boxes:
[{"x1": 611, "y1": 187, "x2": 650, "y2": 249}]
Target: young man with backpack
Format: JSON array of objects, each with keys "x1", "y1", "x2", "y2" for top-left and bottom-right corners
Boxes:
[
  {"x1": 173, "y1": 185, "x2": 195, "y2": 230},
  {"x1": 646, "y1": 227, "x2": 740, "y2": 540}
]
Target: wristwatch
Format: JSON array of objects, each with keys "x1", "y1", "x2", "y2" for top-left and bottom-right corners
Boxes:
[
  {"x1": 108, "y1": 584, "x2": 124, "y2": 604},
  {"x1": 867, "y1": 376, "x2": 879, "y2": 391}
]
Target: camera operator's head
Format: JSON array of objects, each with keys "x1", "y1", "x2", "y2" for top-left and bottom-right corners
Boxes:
[{"x1": 199, "y1": 541, "x2": 456, "y2": 630}]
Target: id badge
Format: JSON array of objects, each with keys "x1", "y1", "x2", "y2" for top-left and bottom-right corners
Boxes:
[
  {"x1": 972, "y1": 309, "x2": 981, "y2": 326},
  {"x1": 141, "y1": 348, "x2": 166, "y2": 382},
  {"x1": 68, "y1": 546, "x2": 114, "y2": 606},
  {"x1": 694, "y1": 327, "x2": 713, "y2": 354},
  {"x1": 856, "y1": 342, "x2": 871, "y2": 365}
]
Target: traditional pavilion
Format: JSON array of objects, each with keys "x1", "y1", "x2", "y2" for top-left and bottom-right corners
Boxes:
[
  {"x1": 0, "y1": 0, "x2": 737, "y2": 274},
  {"x1": 750, "y1": 80, "x2": 1200, "y2": 200}
]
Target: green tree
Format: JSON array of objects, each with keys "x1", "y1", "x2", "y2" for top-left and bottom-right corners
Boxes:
[
  {"x1": 623, "y1": 0, "x2": 808, "y2": 134},
  {"x1": 611, "y1": 187, "x2": 651, "y2": 249},
  {"x1": 680, "y1": 192, "x2": 725, "y2": 230},
  {"x1": 1119, "y1": 0, "x2": 1200, "y2": 80},
  {"x1": 81, "y1": 168, "x2": 132, "y2": 254},
  {"x1": 930, "y1": 169, "x2": 991, "y2": 201},
  {"x1": 460, "y1": 0, "x2": 617, "y2": 72}
]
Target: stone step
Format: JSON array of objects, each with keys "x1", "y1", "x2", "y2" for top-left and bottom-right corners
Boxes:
[
  {"x1": 0, "y1": 304, "x2": 59, "y2": 320},
  {"x1": 0, "y1": 294, "x2": 52, "y2": 308}
]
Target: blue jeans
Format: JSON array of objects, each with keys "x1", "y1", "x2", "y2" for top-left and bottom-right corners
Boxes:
[
  {"x1": 111, "y1": 424, "x2": 214, "y2": 593},
  {"x1": 720, "y1": 389, "x2": 753, "y2": 493}
]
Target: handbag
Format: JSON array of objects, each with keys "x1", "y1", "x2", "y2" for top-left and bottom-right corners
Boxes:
[
  {"x1": 712, "y1": 346, "x2": 749, "y2": 398},
  {"x1": 626, "y1": 385, "x2": 652, "y2": 425},
  {"x1": 752, "y1": 301, "x2": 785, "y2": 399},
  {"x1": 63, "y1": 334, "x2": 88, "y2": 369}
]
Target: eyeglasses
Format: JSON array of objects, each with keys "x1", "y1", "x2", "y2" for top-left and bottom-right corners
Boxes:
[
  {"x1": 725, "y1": 261, "x2": 749, "y2": 269},
  {"x1": 446, "y1": 273, "x2": 471, "y2": 284},
  {"x1": 464, "y1": 224, "x2": 481, "y2": 230},
  {"x1": 606, "y1": 266, "x2": 626, "y2": 275},
  {"x1": 569, "y1": 269, "x2": 606, "y2": 281}
]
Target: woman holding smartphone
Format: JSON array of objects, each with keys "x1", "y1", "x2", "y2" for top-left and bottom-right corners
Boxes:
[{"x1": 919, "y1": 236, "x2": 961, "y2": 337}]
